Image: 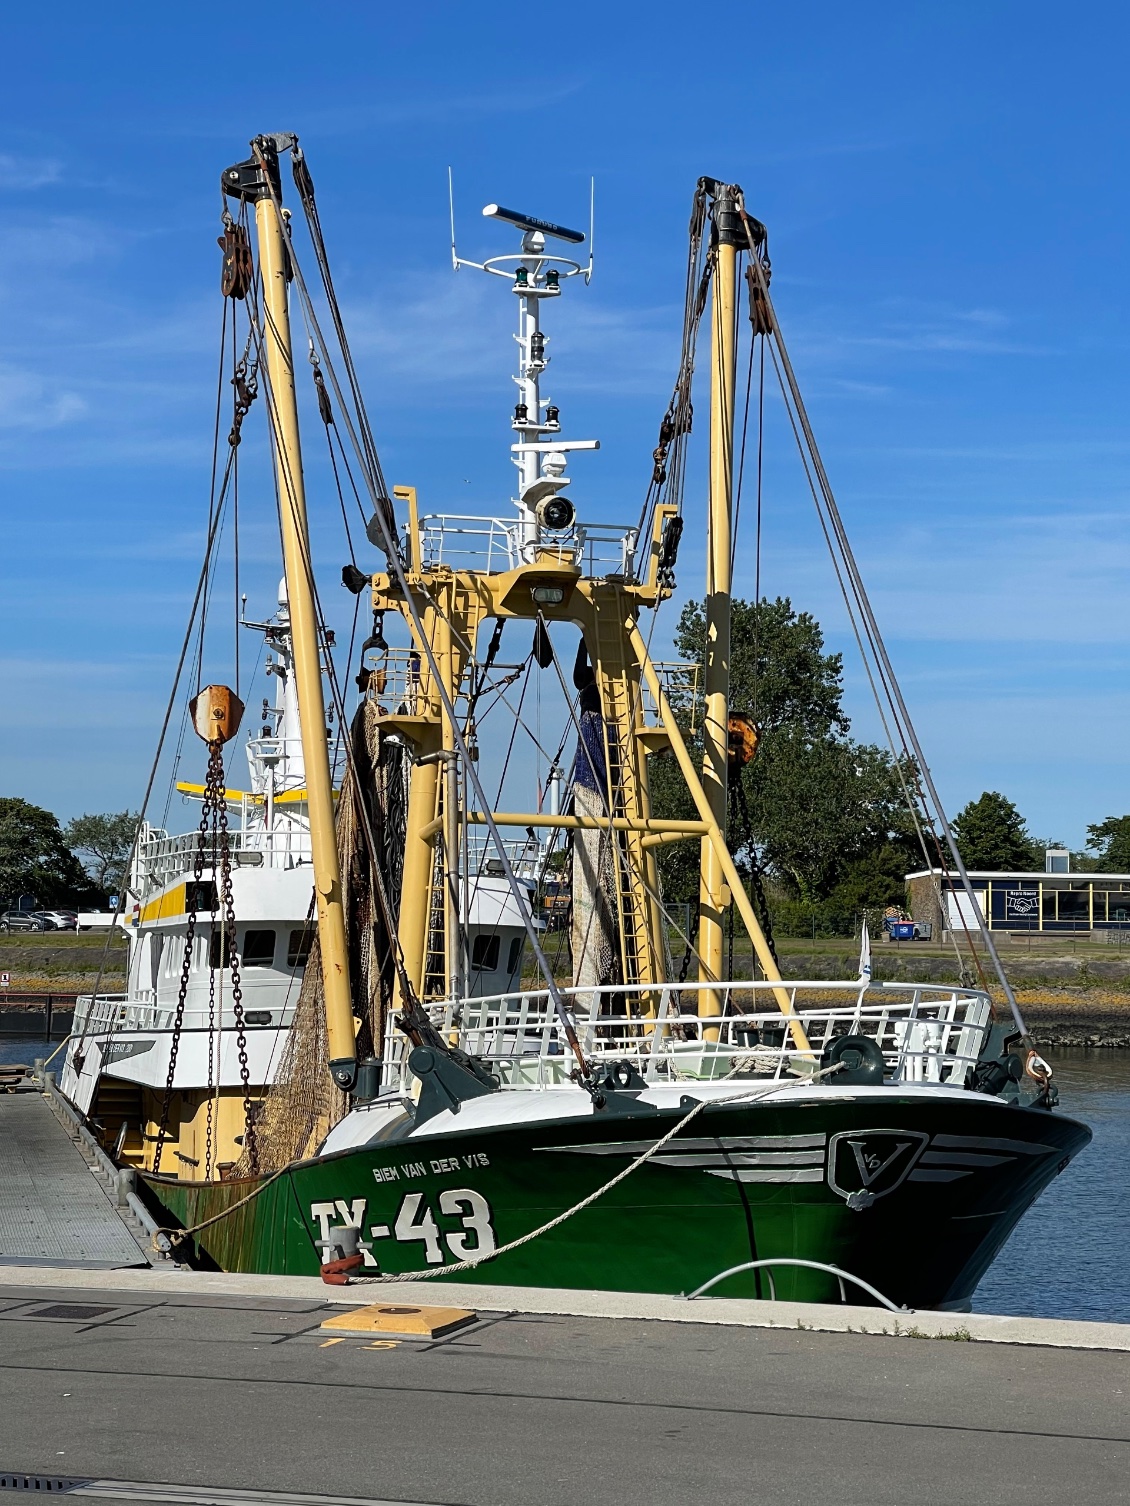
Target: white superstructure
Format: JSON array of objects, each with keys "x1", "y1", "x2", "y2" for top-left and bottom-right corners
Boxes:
[{"x1": 60, "y1": 585, "x2": 317, "y2": 1132}]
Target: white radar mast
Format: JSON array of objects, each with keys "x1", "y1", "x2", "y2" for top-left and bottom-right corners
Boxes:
[{"x1": 449, "y1": 172, "x2": 598, "y2": 558}]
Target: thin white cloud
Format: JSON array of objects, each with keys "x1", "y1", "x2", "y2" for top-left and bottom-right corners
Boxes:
[
  {"x1": 0, "y1": 153, "x2": 62, "y2": 191},
  {"x1": 336, "y1": 268, "x2": 680, "y2": 400},
  {"x1": 0, "y1": 365, "x2": 86, "y2": 429}
]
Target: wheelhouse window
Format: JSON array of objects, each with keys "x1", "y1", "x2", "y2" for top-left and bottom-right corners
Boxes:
[
  {"x1": 208, "y1": 930, "x2": 236, "y2": 970},
  {"x1": 471, "y1": 934, "x2": 500, "y2": 971},
  {"x1": 186, "y1": 881, "x2": 218, "y2": 914},
  {"x1": 507, "y1": 937, "x2": 522, "y2": 976},
  {"x1": 241, "y1": 929, "x2": 276, "y2": 967},
  {"x1": 287, "y1": 928, "x2": 313, "y2": 969}
]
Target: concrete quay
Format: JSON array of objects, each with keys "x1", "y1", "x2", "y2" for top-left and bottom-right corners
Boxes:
[{"x1": 0, "y1": 1263, "x2": 1128, "y2": 1506}]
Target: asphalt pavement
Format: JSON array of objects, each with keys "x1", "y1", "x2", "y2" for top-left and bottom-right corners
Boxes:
[{"x1": 1, "y1": 1281, "x2": 1128, "y2": 1506}]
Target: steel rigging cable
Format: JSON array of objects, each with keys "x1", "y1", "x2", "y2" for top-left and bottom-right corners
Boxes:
[{"x1": 736, "y1": 199, "x2": 1025, "y2": 1031}]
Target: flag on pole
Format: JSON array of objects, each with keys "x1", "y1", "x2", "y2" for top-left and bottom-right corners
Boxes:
[{"x1": 858, "y1": 921, "x2": 872, "y2": 983}]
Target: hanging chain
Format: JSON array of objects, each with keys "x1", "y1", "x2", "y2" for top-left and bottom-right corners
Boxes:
[
  {"x1": 154, "y1": 777, "x2": 216, "y2": 1174},
  {"x1": 205, "y1": 936, "x2": 216, "y2": 1180},
  {"x1": 212, "y1": 739, "x2": 258, "y2": 1173},
  {"x1": 731, "y1": 775, "x2": 780, "y2": 970},
  {"x1": 229, "y1": 354, "x2": 259, "y2": 448}
]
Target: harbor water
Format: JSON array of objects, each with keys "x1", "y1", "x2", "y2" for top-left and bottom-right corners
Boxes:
[
  {"x1": 972, "y1": 1048, "x2": 1130, "y2": 1324},
  {"x1": 1, "y1": 1037, "x2": 1124, "y2": 1322}
]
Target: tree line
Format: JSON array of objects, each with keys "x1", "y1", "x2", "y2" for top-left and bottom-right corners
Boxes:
[
  {"x1": 7, "y1": 601, "x2": 1126, "y2": 930},
  {"x1": 0, "y1": 801, "x2": 137, "y2": 910},
  {"x1": 649, "y1": 596, "x2": 1130, "y2": 936}
]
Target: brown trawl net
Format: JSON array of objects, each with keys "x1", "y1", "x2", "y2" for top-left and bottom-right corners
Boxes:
[{"x1": 237, "y1": 701, "x2": 408, "y2": 1173}]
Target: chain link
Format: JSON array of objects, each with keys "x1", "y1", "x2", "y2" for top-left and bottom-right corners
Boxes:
[
  {"x1": 205, "y1": 939, "x2": 216, "y2": 1180},
  {"x1": 153, "y1": 737, "x2": 257, "y2": 1176},
  {"x1": 154, "y1": 769, "x2": 215, "y2": 1175},
  {"x1": 213, "y1": 740, "x2": 258, "y2": 1173},
  {"x1": 731, "y1": 775, "x2": 780, "y2": 969}
]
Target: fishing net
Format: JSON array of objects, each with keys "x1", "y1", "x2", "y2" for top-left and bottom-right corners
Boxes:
[
  {"x1": 236, "y1": 699, "x2": 408, "y2": 1173},
  {"x1": 570, "y1": 782, "x2": 617, "y2": 1016}
]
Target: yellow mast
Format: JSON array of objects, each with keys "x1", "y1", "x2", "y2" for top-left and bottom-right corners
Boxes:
[
  {"x1": 698, "y1": 183, "x2": 740, "y2": 1011},
  {"x1": 227, "y1": 136, "x2": 357, "y2": 1090}
]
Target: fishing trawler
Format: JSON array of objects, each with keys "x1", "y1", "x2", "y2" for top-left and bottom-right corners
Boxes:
[{"x1": 99, "y1": 134, "x2": 1088, "y2": 1311}]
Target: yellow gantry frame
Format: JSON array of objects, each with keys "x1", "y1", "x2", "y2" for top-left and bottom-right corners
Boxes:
[{"x1": 368, "y1": 495, "x2": 810, "y2": 1053}]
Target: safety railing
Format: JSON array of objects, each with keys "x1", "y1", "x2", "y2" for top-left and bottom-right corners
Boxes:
[
  {"x1": 135, "y1": 826, "x2": 313, "y2": 890},
  {"x1": 378, "y1": 978, "x2": 993, "y2": 1093},
  {"x1": 640, "y1": 661, "x2": 701, "y2": 731},
  {"x1": 71, "y1": 990, "x2": 295, "y2": 1037},
  {"x1": 408, "y1": 513, "x2": 640, "y2": 579},
  {"x1": 465, "y1": 833, "x2": 545, "y2": 881}
]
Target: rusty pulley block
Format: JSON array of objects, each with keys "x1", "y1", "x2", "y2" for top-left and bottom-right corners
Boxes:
[
  {"x1": 727, "y1": 712, "x2": 759, "y2": 768},
  {"x1": 189, "y1": 684, "x2": 245, "y2": 746},
  {"x1": 745, "y1": 264, "x2": 774, "y2": 337},
  {"x1": 218, "y1": 220, "x2": 253, "y2": 300}
]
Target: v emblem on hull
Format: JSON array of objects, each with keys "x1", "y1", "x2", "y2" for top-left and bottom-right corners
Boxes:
[{"x1": 827, "y1": 1129, "x2": 930, "y2": 1210}]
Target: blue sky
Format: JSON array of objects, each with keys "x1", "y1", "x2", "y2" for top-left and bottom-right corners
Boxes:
[{"x1": 2, "y1": 2, "x2": 1129, "y2": 848}]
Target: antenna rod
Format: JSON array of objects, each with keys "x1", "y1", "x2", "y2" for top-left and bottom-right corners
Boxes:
[{"x1": 448, "y1": 167, "x2": 458, "y2": 271}]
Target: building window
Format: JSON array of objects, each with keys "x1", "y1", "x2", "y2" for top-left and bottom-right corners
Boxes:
[
  {"x1": 507, "y1": 937, "x2": 522, "y2": 977},
  {"x1": 1057, "y1": 890, "x2": 1089, "y2": 921},
  {"x1": 471, "y1": 934, "x2": 500, "y2": 971},
  {"x1": 242, "y1": 929, "x2": 276, "y2": 967},
  {"x1": 287, "y1": 928, "x2": 313, "y2": 969}
]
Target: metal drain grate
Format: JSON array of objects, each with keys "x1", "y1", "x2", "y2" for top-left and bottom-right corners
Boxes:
[
  {"x1": 27, "y1": 1305, "x2": 114, "y2": 1321},
  {"x1": 0, "y1": 1478, "x2": 90, "y2": 1493}
]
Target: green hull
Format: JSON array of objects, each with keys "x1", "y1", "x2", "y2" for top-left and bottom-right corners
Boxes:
[{"x1": 141, "y1": 1095, "x2": 1091, "y2": 1309}]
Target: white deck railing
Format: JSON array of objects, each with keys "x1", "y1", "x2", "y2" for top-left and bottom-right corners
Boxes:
[
  {"x1": 136, "y1": 827, "x2": 313, "y2": 891},
  {"x1": 380, "y1": 978, "x2": 994, "y2": 1093},
  {"x1": 72, "y1": 991, "x2": 296, "y2": 1036},
  {"x1": 408, "y1": 514, "x2": 640, "y2": 579}
]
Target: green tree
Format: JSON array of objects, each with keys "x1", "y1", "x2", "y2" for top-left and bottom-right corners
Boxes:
[
  {"x1": 1085, "y1": 815, "x2": 1130, "y2": 872},
  {"x1": 63, "y1": 810, "x2": 139, "y2": 895},
  {"x1": 950, "y1": 791, "x2": 1039, "y2": 871},
  {"x1": 0, "y1": 798, "x2": 91, "y2": 908},
  {"x1": 742, "y1": 730, "x2": 917, "y2": 900},
  {"x1": 648, "y1": 596, "x2": 920, "y2": 923},
  {"x1": 672, "y1": 596, "x2": 849, "y2": 735}
]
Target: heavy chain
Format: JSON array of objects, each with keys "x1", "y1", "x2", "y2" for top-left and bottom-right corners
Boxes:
[
  {"x1": 731, "y1": 775, "x2": 780, "y2": 970},
  {"x1": 153, "y1": 768, "x2": 216, "y2": 1174},
  {"x1": 205, "y1": 941, "x2": 216, "y2": 1180},
  {"x1": 213, "y1": 741, "x2": 258, "y2": 1173},
  {"x1": 229, "y1": 356, "x2": 259, "y2": 448}
]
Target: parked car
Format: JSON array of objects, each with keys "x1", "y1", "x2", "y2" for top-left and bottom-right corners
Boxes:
[
  {"x1": 0, "y1": 911, "x2": 46, "y2": 931},
  {"x1": 32, "y1": 910, "x2": 78, "y2": 931}
]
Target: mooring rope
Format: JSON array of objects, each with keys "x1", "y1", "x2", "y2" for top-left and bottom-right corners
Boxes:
[{"x1": 150, "y1": 1068, "x2": 846, "y2": 1275}]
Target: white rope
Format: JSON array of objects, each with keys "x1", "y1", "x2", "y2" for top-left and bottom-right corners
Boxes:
[{"x1": 358, "y1": 1081, "x2": 793, "y2": 1284}]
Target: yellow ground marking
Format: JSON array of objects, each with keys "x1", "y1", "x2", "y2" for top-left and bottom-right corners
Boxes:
[
  {"x1": 364, "y1": 1340, "x2": 401, "y2": 1350},
  {"x1": 319, "y1": 1337, "x2": 347, "y2": 1347},
  {"x1": 319, "y1": 1303, "x2": 476, "y2": 1339}
]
